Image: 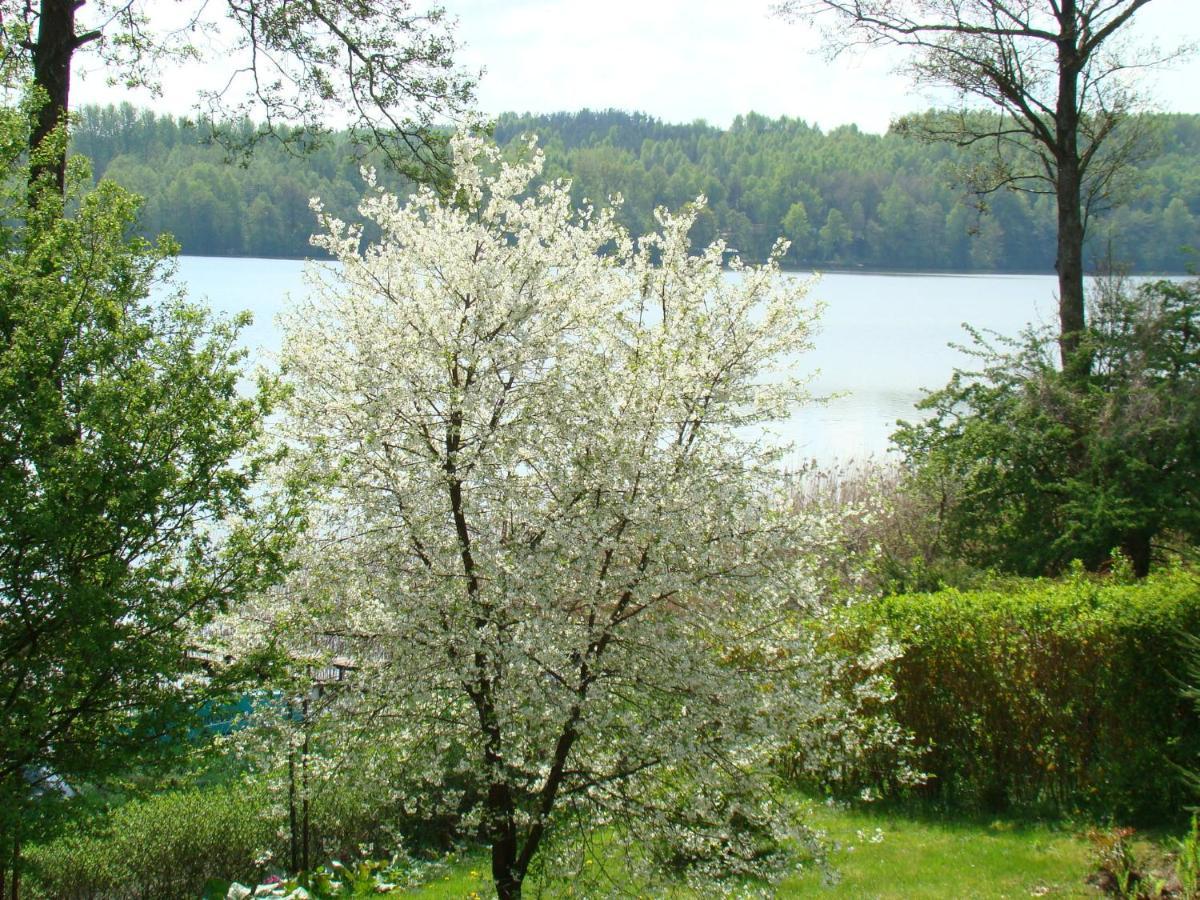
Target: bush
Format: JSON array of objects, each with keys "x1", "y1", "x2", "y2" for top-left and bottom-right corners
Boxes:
[
  {"x1": 832, "y1": 567, "x2": 1200, "y2": 822},
  {"x1": 22, "y1": 769, "x2": 424, "y2": 899},
  {"x1": 787, "y1": 459, "x2": 990, "y2": 597},
  {"x1": 893, "y1": 277, "x2": 1200, "y2": 578},
  {"x1": 22, "y1": 782, "x2": 277, "y2": 899}
]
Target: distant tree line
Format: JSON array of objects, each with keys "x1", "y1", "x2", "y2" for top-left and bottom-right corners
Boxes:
[{"x1": 72, "y1": 105, "x2": 1200, "y2": 271}]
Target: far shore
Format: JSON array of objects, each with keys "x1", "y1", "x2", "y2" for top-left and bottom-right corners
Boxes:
[{"x1": 172, "y1": 252, "x2": 1194, "y2": 279}]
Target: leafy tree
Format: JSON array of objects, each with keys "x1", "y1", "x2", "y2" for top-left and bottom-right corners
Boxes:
[
  {"x1": 1160, "y1": 197, "x2": 1199, "y2": 270},
  {"x1": 893, "y1": 277, "x2": 1200, "y2": 577},
  {"x1": 943, "y1": 203, "x2": 974, "y2": 269},
  {"x1": 819, "y1": 206, "x2": 853, "y2": 262},
  {"x1": 777, "y1": 0, "x2": 1185, "y2": 376},
  {"x1": 0, "y1": 104, "x2": 290, "y2": 889},
  {"x1": 1, "y1": 0, "x2": 476, "y2": 191},
  {"x1": 970, "y1": 215, "x2": 1006, "y2": 269},
  {"x1": 782, "y1": 199, "x2": 814, "y2": 261},
  {"x1": 870, "y1": 183, "x2": 920, "y2": 266},
  {"x1": 264, "y1": 135, "x2": 866, "y2": 898}
]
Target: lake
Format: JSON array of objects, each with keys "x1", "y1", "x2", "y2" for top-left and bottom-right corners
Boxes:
[{"x1": 172, "y1": 256, "x2": 1064, "y2": 464}]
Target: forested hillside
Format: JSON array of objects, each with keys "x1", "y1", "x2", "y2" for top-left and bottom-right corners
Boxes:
[{"x1": 73, "y1": 105, "x2": 1200, "y2": 271}]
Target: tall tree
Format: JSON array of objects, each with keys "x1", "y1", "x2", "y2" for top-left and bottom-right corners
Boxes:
[
  {"x1": 0, "y1": 103, "x2": 292, "y2": 891},
  {"x1": 1, "y1": 0, "x2": 475, "y2": 192},
  {"x1": 776, "y1": 0, "x2": 1180, "y2": 375}
]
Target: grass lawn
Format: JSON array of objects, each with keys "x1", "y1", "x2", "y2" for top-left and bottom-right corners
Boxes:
[
  {"x1": 778, "y1": 802, "x2": 1098, "y2": 898},
  {"x1": 408, "y1": 801, "x2": 1134, "y2": 897}
]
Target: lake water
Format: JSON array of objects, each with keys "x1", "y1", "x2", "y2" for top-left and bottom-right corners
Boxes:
[{"x1": 173, "y1": 256, "x2": 1063, "y2": 464}]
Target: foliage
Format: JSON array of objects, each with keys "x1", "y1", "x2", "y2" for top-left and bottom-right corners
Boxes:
[
  {"x1": 786, "y1": 460, "x2": 988, "y2": 597},
  {"x1": 21, "y1": 763, "x2": 445, "y2": 900},
  {"x1": 1175, "y1": 815, "x2": 1200, "y2": 900},
  {"x1": 1087, "y1": 827, "x2": 1140, "y2": 898},
  {"x1": 223, "y1": 853, "x2": 482, "y2": 899},
  {"x1": 777, "y1": 0, "x2": 1165, "y2": 213},
  {"x1": 0, "y1": 0, "x2": 475, "y2": 185},
  {"x1": 1086, "y1": 826, "x2": 1160, "y2": 899},
  {"x1": 217, "y1": 683, "x2": 468, "y2": 880},
  {"x1": 21, "y1": 782, "x2": 276, "y2": 899},
  {"x1": 222, "y1": 131, "x2": 904, "y2": 899},
  {"x1": 0, "y1": 100, "x2": 293, "y2": 882},
  {"x1": 893, "y1": 277, "x2": 1200, "y2": 578},
  {"x1": 69, "y1": 104, "x2": 1200, "y2": 268},
  {"x1": 832, "y1": 569, "x2": 1200, "y2": 822}
]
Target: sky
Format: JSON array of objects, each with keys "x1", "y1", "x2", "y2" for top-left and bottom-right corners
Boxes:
[{"x1": 71, "y1": 0, "x2": 1200, "y2": 135}]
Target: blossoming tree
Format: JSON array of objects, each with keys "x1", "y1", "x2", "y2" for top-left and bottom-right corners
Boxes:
[{"x1": 274, "y1": 133, "x2": 848, "y2": 897}]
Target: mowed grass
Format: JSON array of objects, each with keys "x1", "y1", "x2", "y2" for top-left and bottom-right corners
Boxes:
[
  {"x1": 408, "y1": 802, "x2": 1120, "y2": 898},
  {"x1": 777, "y1": 802, "x2": 1097, "y2": 898}
]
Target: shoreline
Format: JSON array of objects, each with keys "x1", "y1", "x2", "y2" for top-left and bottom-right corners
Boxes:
[{"x1": 172, "y1": 253, "x2": 1195, "y2": 279}]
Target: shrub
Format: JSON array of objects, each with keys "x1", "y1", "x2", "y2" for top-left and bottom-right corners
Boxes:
[
  {"x1": 22, "y1": 769, "x2": 423, "y2": 899},
  {"x1": 893, "y1": 277, "x2": 1200, "y2": 578},
  {"x1": 23, "y1": 782, "x2": 277, "y2": 899},
  {"x1": 1175, "y1": 814, "x2": 1200, "y2": 899},
  {"x1": 787, "y1": 459, "x2": 989, "y2": 597},
  {"x1": 832, "y1": 567, "x2": 1200, "y2": 822}
]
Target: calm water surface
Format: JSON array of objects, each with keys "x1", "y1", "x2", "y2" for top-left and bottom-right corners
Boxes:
[{"x1": 173, "y1": 256, "x2": 1062, "y2": 464}]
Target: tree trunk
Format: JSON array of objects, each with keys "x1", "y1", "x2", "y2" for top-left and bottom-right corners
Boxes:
[
  {"x1": 301, "y1": 689, "x2": 310, "y2": 874},
  {"x1": 1055, "y1": 1, "x2": 1089, "y2": 381},
  {"x1": 1055, "y1": 161, "x2": 1087, "y2": 378},
  {"x1": 288, "y1": 749, "x2": 299, "y2": 873},
  {"x1": 8, "y1": 832, "x2": 18, "y2": 900},
  {"x1": 1121, "y1": 531, "x2": 1152, "y2": 579},
  {"x1": 30, "y1": 0, "x2": 78, "y2": 194},
  {"x1": 492, "y1": 861, "x2": 522, "y2": 899},
  {"x1": 488, "y1": 777, "x2": 524, "y2": 899}
]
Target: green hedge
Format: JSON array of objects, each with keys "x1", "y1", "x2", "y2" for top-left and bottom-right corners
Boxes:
[
  {"x1": 22, "y1": 782, "x2": 276, "y2": 899},
  {"x1": 22, "y1": 774, "x2": 420, "y2": 899},
  {"x1": 836, "y1": 568, "x2": 1200, "y2": 823}
]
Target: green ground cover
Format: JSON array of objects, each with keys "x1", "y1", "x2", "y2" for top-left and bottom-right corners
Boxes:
[
  {"x1": 780, "y1": 804, "x2": 1098, "y2": 898},
  {"x1": 407, "y1": 802, "x2": 1113, "y2": 898}
]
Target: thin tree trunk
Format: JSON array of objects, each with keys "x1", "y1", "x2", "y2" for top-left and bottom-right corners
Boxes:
[
  {"x1": 1056, "y1": 156, "x2": 1088, "y2": 379},
  {"x1": 301, "y1": 689, "x2": 310, "y2": 874},
  {"x1": 481, "y1": 708, "x2": 524, "y2": 897},
  {"x1": 1055, "y1": 0, "x2": 1089, "y2": 381},
  {"x1": 288, "y1": 747, "x2": 299, "y2": 873},
  {"x1": 8, "y1": 832, "x2": 18, "y2": 900}
]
